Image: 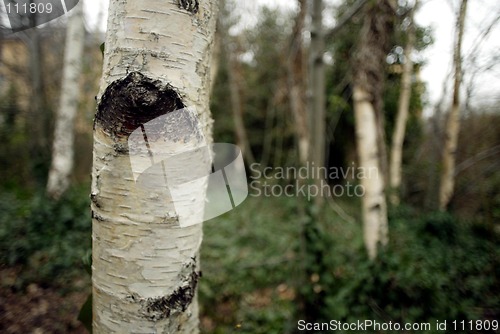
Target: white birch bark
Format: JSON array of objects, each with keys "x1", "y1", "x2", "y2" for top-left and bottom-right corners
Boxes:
[
  {"x1": 439, "y1": 0, "x2": 468, "y2": 210},
  {"x1": 389, "y1": 0, "x2": 417, "y2": 206},
  {"x1": 353, "y1": 86, "x2": 388, "y2": 260},
  {"x1": 352, "y1": 0, "x2": 394, "y2": 259},
  {"x1": 46, "y1": 2, "x2": 84, "y2": 199},
  {"x1": 92, "y1": 0, "x2": 218, "y2": 332}
]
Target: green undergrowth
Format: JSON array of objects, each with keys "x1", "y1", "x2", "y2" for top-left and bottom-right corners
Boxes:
[
  {"x1": 0, "y1": 185, "x2": 91, "y2": 291},
  {"x1": 0, "y1": 187, "x2": 497, "y2": 333},
  {"x1": 200, "y1": 197, "x2": 499, "y2": 333}
]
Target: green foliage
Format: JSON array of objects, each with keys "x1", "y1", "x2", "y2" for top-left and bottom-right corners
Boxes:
[
  {"x1": 0, "y1": 186, "x2": 91, "y2": 289},
  {"x1": 199, "y1": 196, "x2": 300, "y2": 333},
  {"x1": 315, "y1": 207, "x2": 499, "y2": 331},
  {"x1": 0, "y1": 186, "x2": 496, "y2": 333},
  {"x1": 200, "y1": 195, "x2": 498, "y2": 333}
]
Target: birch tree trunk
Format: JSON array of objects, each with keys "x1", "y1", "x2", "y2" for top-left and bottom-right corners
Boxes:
[
  {"x1": 46, "y1": 2, "x2": 84, "y2": 199},
  {"x1": 389, "y1": 0, "x2": 418, "y2": 206},
  {"x1": 439, "y1": 0, "x2": 468, "y2": 211},
  {"x1": 352, "y1": 0, "x2": 394, "y2": 259},
  {"x1": 353, "y1": 86, "x2": 388, "y2": 259},
  {"x1": 91, "y1": 0, "x2": 218, "y2": 332}
]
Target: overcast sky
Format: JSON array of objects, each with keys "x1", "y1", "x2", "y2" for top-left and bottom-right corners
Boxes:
[{"x1": 82, "y1": 0, "x2": 500, "y2": 113}]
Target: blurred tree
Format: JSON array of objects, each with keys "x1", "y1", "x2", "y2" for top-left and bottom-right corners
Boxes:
[
  {"x1": 46, "y1": 1, "x2": 84, "y2": 199},
  {"x1": 91, "y1": 0, "x2": 218, "y2": 332},
  {"x1": 389, "y1": 0, "x2": 418, "y2": 206},
  {"x1": 288, "y1": 0, "x2": 309, "y2": 166},
  {"x1": 351, "y1": 0, "x2": 396, "y2": 259},
  {"x1": 309, "y1": 0, "x2": 326, "y2": 204},
  {"x1": 211, "y1": 6, "x2": 293, "y2": 167},
  {"x1": 439, "y1": 0, "x2": 468, "y2": 210},
  {"x1": 219, "y1": 0, "x2": 255, "y2": 165}
]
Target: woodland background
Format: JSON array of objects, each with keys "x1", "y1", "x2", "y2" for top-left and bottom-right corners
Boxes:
[{"x1": 0, "y1": 0, "x2": 499, "y2": 333}]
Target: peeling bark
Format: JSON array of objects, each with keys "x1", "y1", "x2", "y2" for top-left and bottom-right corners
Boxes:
[
  {"x1": 92, "y1": 0, "x2": 218, "y2": 332},
  {"x1": 178, "y1": 0, "x2": 199, "y2": 14},
  {"x1": 138, "y1": 259, "x2": 201, "y2": 321}
]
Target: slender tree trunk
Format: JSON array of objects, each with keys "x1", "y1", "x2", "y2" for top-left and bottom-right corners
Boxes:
[
  {"x1": 226, "y1": 49, "x2": 255, "y2": 165},
  {"x1": 439, "y1": 0, "x2": 468, "y2": 211},
  {"x1": 376, "y1": 92, "x2": 389, "y2": 186},
  {"x1": 218, "y1": 0, "x2": 255, "y2": 165},
  {"x1": 46, "y1": 2, "x2": 85, "y2": 199},
  {"x1": 288, "y1": 0, "x2": 309, "y2": 166},
  {"x1": 389, "y1": 0, "x2": 418, "y2": 206},
  {"x1": 353, "y1": 86, "x2": 388, "y2": 259},
  {"x1": 352, "y1": 0, "x2": 394, "y2": 259},
  {"x1": 309, "y1": 0, "x2": 326, "y2": 203},
  {"x1": 92, "y1": 1, "x2": 218, "y2": 332}
]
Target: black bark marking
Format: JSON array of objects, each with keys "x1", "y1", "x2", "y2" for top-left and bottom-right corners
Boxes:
[
  {"x1": 95, "y1": 72, "x2": 185, "y2": 138},
  {"x1": 91, "y1": 210, "x2": 105, "y2": 222},
  {"x1": 178, "y1": 0, "x2": 199, "y2": 14},
  {"x1": 139, "y1": 258, "x2": 201, "y2": 321},
  {"x1": 90, "y1": 193, "x2": 101, "y2": 208},
  {"x1": 113, "y1": 143, "x2": 129, "y2": 154}
]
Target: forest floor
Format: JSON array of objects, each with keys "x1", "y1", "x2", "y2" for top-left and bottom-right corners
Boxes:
[
  {"x1": 0, "y1": 189, "x2": 497, "y2": 333},
  {"x1": 0, "y1": 267, "x2": 89, "y2": 334}
]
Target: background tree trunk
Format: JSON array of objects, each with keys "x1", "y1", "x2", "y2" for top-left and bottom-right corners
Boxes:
[
  {"x1": 92, "y1": 0, "x2": 218, "y2": 332},
  {"x1": 439, "y1": 0, "x2": 468, "y2": 211},
  {"x1": 46, "y1": 2, "x2": 85, "y2": 199},
  {"x1": 218, "y1": 0, "x2": 255, "y2": 165},
  {"x1": 309, "y1": 0, "x2": 326, "y2": 204},
  {"x1": 353, "y1": 86, "x2": 388, "y2": 259},
  {"x1": 389, "y1": 0, "x2": 418, "y2": 206},
  {"x1": 227, "y1": 46, "x2": 256, "y2": 165},
  {"x1": 352, "y1": 0, "x2": 395, "y2": 259},
  {"x1": 288, "y1": 0, "x2": 309, "y2": 166}
]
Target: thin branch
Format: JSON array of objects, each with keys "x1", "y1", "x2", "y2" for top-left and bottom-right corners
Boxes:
[
  {"x1": 326, "y1": 0, "x2": 368, "y2": 39},
  {"x1": 454, "y1": 144, "x2": 500, "y2": 176}
]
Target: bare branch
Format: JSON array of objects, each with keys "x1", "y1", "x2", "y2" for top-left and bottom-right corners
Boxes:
[{"x1": 326, "y1": 0, "x2": 368, "y2": 39}]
